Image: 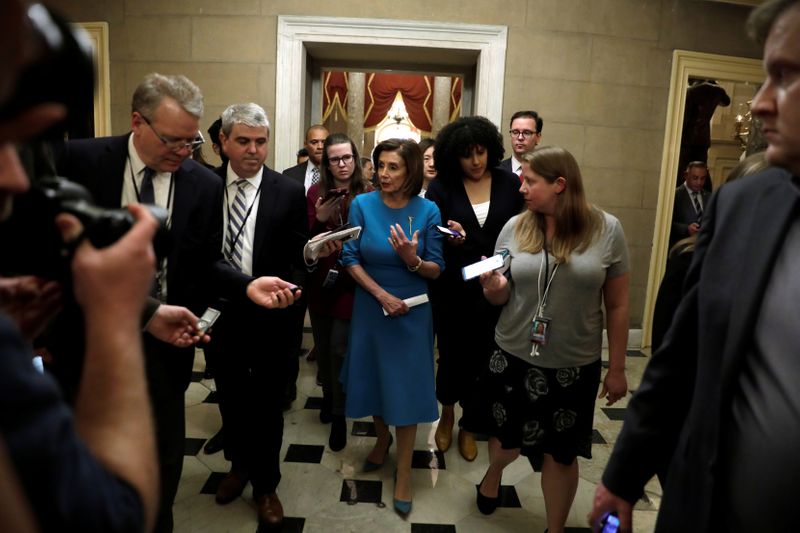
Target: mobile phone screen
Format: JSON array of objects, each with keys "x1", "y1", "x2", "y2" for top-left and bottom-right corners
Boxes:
[
  {"x1": 600, "y1": 514, "x2": 620, "y2": 533},
  {"x1": 434, "y1": 225, "x2": 462, "y2": 238},
  {"x1": 461, "y1": 254, "x2": 505, "y2": 281}
]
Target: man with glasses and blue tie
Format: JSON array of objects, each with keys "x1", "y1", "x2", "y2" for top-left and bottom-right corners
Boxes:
[
  {"x1": 670, "y1": 161, "x2": 710, "y2": 246},
  {"x1": 499, "y1": 110, "x2": 543, "y2": 180},
  {"x1": 56, "y1": 73, "x2": 301, "y2": 533}
]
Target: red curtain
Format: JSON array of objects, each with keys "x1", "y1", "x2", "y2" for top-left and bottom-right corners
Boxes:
[
  {"x1": 364, "y1": 73, "x2": 433, "y2": 132},
  {"x1": 322, "y1": 71, "x2": 348, "y2": 122}
]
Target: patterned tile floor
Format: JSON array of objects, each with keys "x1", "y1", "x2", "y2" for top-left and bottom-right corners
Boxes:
[{"x1": 175, "y1": 331, "x2": 661, "y2": 532}]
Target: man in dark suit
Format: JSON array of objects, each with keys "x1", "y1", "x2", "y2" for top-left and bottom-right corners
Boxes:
[
  {"x1": 669, "y1": 161, "x2": 709, "y2": 245},
  {"x1": 56, "y1": 74, "x2": 300, "y2": 533},
  {"x1": 208, "y1": 103, "x2": 308, "y2": 529},
  {"x1": 282, "y1": 124, "x2": 329, "y2": 192},
  {"x1": 498, "y1": 110, "x2": 542, "y2": 179},
  {"x1": 590, "y1": 2, "x2": 800, "y2": 531}
]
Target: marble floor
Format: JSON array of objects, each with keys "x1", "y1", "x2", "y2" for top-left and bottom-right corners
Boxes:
[{"x1": 176, "y1": 328, "x2": 661, "y2": 533}]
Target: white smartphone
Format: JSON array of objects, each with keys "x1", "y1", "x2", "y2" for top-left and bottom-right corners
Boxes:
[
  {"x1": 433, "y1": 225, "x2": 462, "y2": 238},
  {"x1": 196, "y1": 307, "x2": 221, "y2": 334},
  {"x1": 461, "y1": 254, "x2": 506, "y2": 281}
]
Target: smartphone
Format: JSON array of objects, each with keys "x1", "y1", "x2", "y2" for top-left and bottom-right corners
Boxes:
[
  {"x1": 322, "y1": 188, "x2": 348, "y2": 203},
  {"x1": 196, "y1": 307, "x2": 221, "y2": 335},
  {"x1": 462, "y1": 254, "x2": 505, "y2": 281},
  {"x1": 433, "y1": 224, "x2": 462, "y2": 238},
  {"x1": 600, "y1": 513, "x2": 620, "y2": 533}
]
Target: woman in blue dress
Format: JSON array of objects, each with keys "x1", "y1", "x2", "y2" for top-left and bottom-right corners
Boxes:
[{"x1": 340, "y1": 138, "x2": 444, "y2": 517}]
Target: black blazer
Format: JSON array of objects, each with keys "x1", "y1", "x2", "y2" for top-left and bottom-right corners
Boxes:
[
  {"x1": 670, "y1": 185, "x2": 708, "y2": 244},
  {"x1": 52, "y1": 134, "x2": 253, "y2": 390},
  {"x1": 212, "y1": 164, "x2": 308, "y2": 332},
  {"x1": 282, "y1": 161, "x2": 310, "y2": 188},
  {"x1": 57, "y1": 134, "x2": 250, "y2": 312},
  {"x1": 498, "y1": 157, "x2": 513, "y2": 174},
  {"x1": 603, "y1": 168, "x2": 800, "y2": 532}
]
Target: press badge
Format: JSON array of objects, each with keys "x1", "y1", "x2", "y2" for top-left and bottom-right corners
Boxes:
[
  {"x1": 322, "y1": 268, "x2": 339, "y2": 289},
  {"x1": 530, "y1": 316, "x2": 551, "y2": 346}
]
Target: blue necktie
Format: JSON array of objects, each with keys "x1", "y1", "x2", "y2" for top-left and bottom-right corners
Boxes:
[
  {"x1": 225, "y1": 179, "x2": 248, "y2": 271},
  {"x1": 140, "y1": 167, "x2": 156, "y2": 204}
]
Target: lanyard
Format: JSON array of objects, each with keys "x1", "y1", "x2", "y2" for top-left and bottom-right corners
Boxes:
[
  {"x1": 223, "y1": 178, "x2": 262, "y2": 259},
  {"x1": 536, "y1": 248, "x2": 559, "y2": 316}
]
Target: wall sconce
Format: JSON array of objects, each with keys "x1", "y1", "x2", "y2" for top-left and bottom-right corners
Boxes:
[{"x1": 734, "y1": 100, "x2": 751, "y2": 150}]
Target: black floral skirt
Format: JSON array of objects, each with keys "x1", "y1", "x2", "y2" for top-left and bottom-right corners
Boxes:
[{"x1": 461, "y1": 343, "x2": 601, "y2": 466}]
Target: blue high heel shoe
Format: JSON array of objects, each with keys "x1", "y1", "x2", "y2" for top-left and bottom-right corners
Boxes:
[
  {"x1": 362, "y1": 433, "x2": 393, "y2": 472},
  {"x1": 393, "y1": 469, "x2": 412, "y2": 518}
]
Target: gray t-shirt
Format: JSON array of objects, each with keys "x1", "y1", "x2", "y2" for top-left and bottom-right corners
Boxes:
[{"x1": 494, "y1": 211, "x2": 629, "y2": 368}]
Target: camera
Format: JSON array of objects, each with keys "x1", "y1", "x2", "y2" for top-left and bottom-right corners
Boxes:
[
  {"x1": 0, "y1": 4, "x2": 171, "y2": 281},
  {"x1": 0, "y1": 168, "x2": 171, "y2": 281}
]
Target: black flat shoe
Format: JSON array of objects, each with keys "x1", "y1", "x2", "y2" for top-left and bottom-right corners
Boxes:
[
  {"x1": 329, "y1": 415, "x2": 347, "y2": 451},
  {"x1": 203, "y1": 428, "x2": 224, "y2": 455},
  {"x1": 476, "y1": 471, "x2": 500, "y2": 515}
]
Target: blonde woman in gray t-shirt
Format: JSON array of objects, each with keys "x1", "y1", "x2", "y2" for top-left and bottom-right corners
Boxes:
[{"x1": 462, "y1": 146, "x2": 630, "y2": 532}]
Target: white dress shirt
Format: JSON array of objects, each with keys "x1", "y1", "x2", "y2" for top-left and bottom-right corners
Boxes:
[{"x1": 303, "y1": 162, "x2": 320, "y2": 193}]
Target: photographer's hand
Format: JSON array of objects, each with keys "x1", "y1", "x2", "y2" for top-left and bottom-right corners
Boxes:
[
  {"x1": 55, "y1": 203, "x2": 159, "y2": 531},
  {"x1": 0, "y1": 275, "x2": 61, "y2": 341},
  {"x1": 145, "y1": 304, "x2": 210, "y2": 347}
]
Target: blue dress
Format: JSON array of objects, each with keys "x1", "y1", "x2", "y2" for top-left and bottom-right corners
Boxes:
[{"x1": 340, "y1": 191, "x2": 445, "y2": 426}]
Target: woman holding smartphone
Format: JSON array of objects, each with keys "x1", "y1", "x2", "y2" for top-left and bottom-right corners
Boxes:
[
  {"x1": 340, "y1": 138, "x2": 444, "y2": 517},
  {"x1": 425, "y1": 116, "x2": 523, "y2": 461},
  {"x1": 306, "y1": 133, "x2": 372, "y2": 451},
  {"x1": 468, "y1": 146, "x2": 629, "y2": 532}
]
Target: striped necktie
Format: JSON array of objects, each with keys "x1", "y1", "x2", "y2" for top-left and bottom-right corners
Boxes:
[
  {"x1": 225, "y1": 179, "x2": 248, "y2": 271},
  {"x1": 691, "y1": 191, "x2": 703, "y2": 216},
  {"x1": 140, "y1": 167, "x2": 156, "y2": 204}
]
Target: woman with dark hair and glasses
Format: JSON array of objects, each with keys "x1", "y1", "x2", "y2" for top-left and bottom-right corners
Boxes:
[
  {"x1": 306, "y1": 133, "x2": 372, "y2": 451},
  {"x1": 425, "y1": 116, "x2": 523, "y2": 462},
  {"x1": 468, "y1": 146, "x2": 629, "y2": 531},
  {"x1": 340, "y1": 138, "x2": 444, "y2": 517}
]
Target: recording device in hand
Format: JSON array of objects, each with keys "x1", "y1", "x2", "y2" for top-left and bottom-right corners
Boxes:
[{"x1": 0, "y1": 4, "x2": 171, "y2": 282}]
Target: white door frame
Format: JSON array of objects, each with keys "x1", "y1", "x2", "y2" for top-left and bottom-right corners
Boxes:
[{"x1": 275, "y1": 16, "x2": 507, "y2": 170}]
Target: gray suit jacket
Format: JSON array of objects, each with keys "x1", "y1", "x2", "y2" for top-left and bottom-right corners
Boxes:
[{"x1": 603, "y1": 168, "x2": 800, "y2": 532}]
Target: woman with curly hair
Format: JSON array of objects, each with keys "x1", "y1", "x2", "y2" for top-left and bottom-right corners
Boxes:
[
  {"x1": 466, "y1": 146, "x2": 629, "y2": 532},
  {"x1": 425, "y1": 116, "x2": 523, "y2": 461},
  {"x1": 306, "y1": 133, "x2": 372, "y2": 451}
]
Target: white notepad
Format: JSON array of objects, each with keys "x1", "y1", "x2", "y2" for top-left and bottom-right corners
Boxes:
[{"x1": 382, "y1": 293, "x2": 429, "y2": 316}]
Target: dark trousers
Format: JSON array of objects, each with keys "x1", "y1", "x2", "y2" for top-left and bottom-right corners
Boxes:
[
  {"x1": 143, "y1": 336, "x2": 194, "y2": 533},
  {"x1": 309, "y1": 312, "x2": 349, "y2": 415},
  {"x1": 208, "y1": 308, "x2": 290, "y2": 495}
]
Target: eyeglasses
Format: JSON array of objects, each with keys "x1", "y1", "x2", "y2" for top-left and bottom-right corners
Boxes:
[
  {"x1": 329, "y1": 154, "x2": 354, "y2": 166},
  {"x1": 142, "y1": 115, "x2": 205, "y2": 151},
  {"x1": 509, "y1": 129, "x2": 538, "y2": 139}
]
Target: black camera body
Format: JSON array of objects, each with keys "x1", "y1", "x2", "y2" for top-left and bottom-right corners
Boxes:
[
  {"x1": 0, "y1": 173, "x2": 171, "y2": 281},
  {"x1": 0, "y1": 5, "x2": 171, "y2": 281}
]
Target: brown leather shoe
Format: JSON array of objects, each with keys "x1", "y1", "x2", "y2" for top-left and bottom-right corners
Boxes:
[
  {"x1": 255, "y1": 492, "x2": 284, "y2": 528},
  {"x1": 215, "y1": 470, "x2": 249, "y2": 504},
  {"x1": 434, "y1": 419, "x2": 453, "y2": 452},
  {"x1": 458, "y1": 429, "x2": 478, "y2": 461}
]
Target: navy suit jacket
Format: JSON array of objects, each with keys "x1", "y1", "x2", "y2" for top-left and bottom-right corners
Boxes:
[
  {"x1": 55, "y1": 134, "x2": 251, "y2": 387},
  {"x1": 282, "y1": 161, "x2": 310, "y2": 188},
  {"x1": 603, "y1": 168, "x2": 800, "y2": 532},
  {"x1": 671, "y1": 185, "x2": 708, "y2": 244},
  {"x1": 498, "y1": 157, "x2": 513, "y2": 174}
]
